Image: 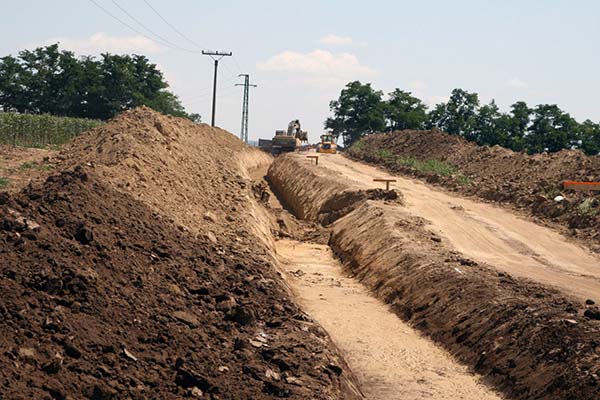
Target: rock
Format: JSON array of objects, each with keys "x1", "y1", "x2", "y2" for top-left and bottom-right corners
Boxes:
[
  {"x1": 207, "y1": 231, "x2": 217, "y2": 243},
  {"x1": 18, "y1": 347, "x2": 36, "y2": 360},
  {"x1": 285, "y1": 376, "x2": 304, "y2": 386},
  {"x1": 122, "y1": 347, "x2": 138, "y2": 362},
  {"x1": 173, "y1": 311, "x2": 199, "y2": 328},
  {"x1": 227, "y1": 306, "x2": 255, "y2": 326},
  {"x1": 190, "y1": 387, "x2": 204, "y2": 398},
  {"x1": 325, "y1": 363, "x2": 343, "y2": 376},
  {"x1": 583, "y1": 307, "x2": 600, "y2": 320},
  {"x1": 42, "y1": 359, "x2": 62, "y2": 374},
  {"x1": 585, "y1": 299, "x2": 595, "y2": 305},
  {"x1": 554, "y1": 195, "x2": 565, "y2": 202},
  {"x1": 90, "y1": 384, "x2": 117, "y2": 400},
  {"x1": 63, "y1": 341, "x2": 82, "y2": 359},
  {"x1": 203, "y1": 211, "x2": 217, "y2": 223},
  {"x1": 175, "y1": 366, "x2": 211, "y2": 391},
  {"x1": 233, "y1": 338, "x2": 246, "y2": 351},
  {"x1": 74, "y1": 223, "x2": 93, "y2": 245},
  {"x1": 263, "y1": 381, "x2": 291, "y2": 397},
  {"x1": 265, "y1": 368, "x2": 281, "y2": 381}
]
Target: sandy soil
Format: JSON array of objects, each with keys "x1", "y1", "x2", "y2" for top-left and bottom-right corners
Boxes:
[
  {"x1": 314, "y1": 153, "x2": 600, "y2": 302},
  {"x1": 0, "y1": 145, "x2": 58, "y2": 192},
  {"x1": 276, "y1": 239, "x2": 503, "y2": 400}
]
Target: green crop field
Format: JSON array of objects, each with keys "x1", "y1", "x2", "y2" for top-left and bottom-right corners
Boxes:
[{"x1": 0, "y1": 112, "x2": 103, "y2": 148}]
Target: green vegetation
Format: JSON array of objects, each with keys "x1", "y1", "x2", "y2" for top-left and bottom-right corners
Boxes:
[
  {"x1": 0, "y1": 44, "x2": 200, "y2": 122},
  {"x1": 577, "y1": 198, "x2": 599, "y2": 217},
  {"x1": 326, "y1": 81, "x2": 600, "y2": 155},
  {"x1": 0, "y1": 177, "x2": 8, "y2": 188},
  {"x1": 18, "y1": 160, "x2": 54, "y2": 171},
  {"x1": 0, "y1": 112, "x2": 102, "y2": 147}
]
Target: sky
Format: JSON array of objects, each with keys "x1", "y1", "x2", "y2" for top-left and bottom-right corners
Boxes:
[{"x1": 2, "y1": 0, "x2": 600, "y2": 143}]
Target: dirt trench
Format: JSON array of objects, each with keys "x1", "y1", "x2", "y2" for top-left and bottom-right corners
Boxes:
[{"x1": 266, "y1": 153, "x2": 600, "y2": 400}]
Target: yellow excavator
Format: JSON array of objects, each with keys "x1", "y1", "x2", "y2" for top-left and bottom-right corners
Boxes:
[{"x1": 316, "y1": 134, "x2": 337, "y2": 154}]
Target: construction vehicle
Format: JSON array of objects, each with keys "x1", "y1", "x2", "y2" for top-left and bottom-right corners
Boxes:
[
  {"x1": 316, "y1": 133, "x2": 337, "y2": 154},
  {"x1": 271, "y1": 120, "x2": 308, "y2": 155}
]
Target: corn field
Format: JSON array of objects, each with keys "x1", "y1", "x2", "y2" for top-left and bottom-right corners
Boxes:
[{"x1": 0, "y1": 112, "x2": 103, "y2": 147}]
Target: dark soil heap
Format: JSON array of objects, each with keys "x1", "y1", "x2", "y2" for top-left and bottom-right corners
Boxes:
[
  {"x1": 0, "y1": 109, "x2": 361, "y2": 399},
  {"x1": 348, "y1": 130, "x2": 600, "y2": 251}
]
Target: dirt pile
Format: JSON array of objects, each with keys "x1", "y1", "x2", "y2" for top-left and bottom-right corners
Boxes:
[
  {"x1": 0, "y1": 109, "x2": 362, "y2": 399},
  {"x1": 347, "y1": 130, "x2": 600, "y2": 250},
  {"x1": 268, "y1": 154, "x2": 600, "y2": 400}
]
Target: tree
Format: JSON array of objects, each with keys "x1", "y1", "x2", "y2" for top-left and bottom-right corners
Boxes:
[
  {"x1": 0, "y1": 44, "x2": 198, "y2": 121},
  {"x1": 426, "y1": 88, "x2": 480, "y2": 140},
  {"x1": 385, "y1": 89, "x2": 428, "y2": 130},
  {"x1": 325, "y1": 81, "x2": 386, "y2": 146},
  {"x1": 526, "y1": 104, "x2": 578, "y2": 153},
  {"x1": 578, "y1": 120, "x2": 600, "y2": 155},
  {"x1": 504, "y1": 101, "x2": 531, "y2": 151},
  {"x1": 474, "y1": 100, "x2": 504, "y2": 146}
]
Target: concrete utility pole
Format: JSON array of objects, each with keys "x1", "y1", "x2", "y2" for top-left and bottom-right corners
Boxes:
[
  {"x1": 202, "y1": 50, "x2": 232, "y2": 127},
  {"x1": 235, "y1": 74, "x2": 257, "y2": 143}
]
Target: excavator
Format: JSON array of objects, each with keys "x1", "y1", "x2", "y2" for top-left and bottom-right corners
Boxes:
[
  {"x1": 316, "y1": 133, "x2": 337, "y2": 154},
  {"x1": 271, "y1": 120, "x2": 308, "y2": 155}
]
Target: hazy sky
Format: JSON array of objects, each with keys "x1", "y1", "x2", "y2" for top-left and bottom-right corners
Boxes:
[{"x1": 2, "y1": 0, "x2": 600, "y2": 142}]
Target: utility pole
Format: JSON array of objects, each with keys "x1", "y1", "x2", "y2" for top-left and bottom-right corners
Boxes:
[
  {"x1": 202, "y1": 50, "x2": 232, "y2": 127},
  {"x1": 235, "y1": 74, "x2": 257, "y2": 143}
]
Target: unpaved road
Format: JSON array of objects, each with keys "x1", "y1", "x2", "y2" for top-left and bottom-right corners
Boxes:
[
  {"x1": 276, "y1": 240, "x2": 502, "y2": 400},
  {"x1": 308, "y1": 153, "x2": 600, "y2": 301}
]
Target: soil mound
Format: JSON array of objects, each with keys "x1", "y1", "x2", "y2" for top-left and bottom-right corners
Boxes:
[
  {"x1": 0, "y1": 109, "x2": 362, "y2": 399},
  {"x1": 57, "y1": 107, "x2": 268, "y2": 237},
  {"x1": 348, "y1": 130, "x2": 600, "y2": 250}
]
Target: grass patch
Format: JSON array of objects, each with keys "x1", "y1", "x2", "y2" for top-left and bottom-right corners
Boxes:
[
  {"x1": 19, "y1": 161, "x2": 36, "y2": 170},
  {"x1": 577, "y1": 198, "x2": 599, "y2": 217},
  {"x1": 18, "y1": 160, "x2": 54, "y2": 171},
  {"x1": 0, "y1": 177, "x2": 9, "y2": 189},
  {"x1": 457, "y1": 174, "x2": 473, "y2": 186},
  {"x1": 349, "y1": 140, "x2": 365, "y2": 152},
  {"x1": 377, "y1": 149, "x2": 394, "y2": 159},
  {"x1": 394, "y1": 155, "x2": 458, "y2": 177}
]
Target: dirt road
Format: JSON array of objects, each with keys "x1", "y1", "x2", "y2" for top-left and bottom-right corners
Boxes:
[
  {"x1": 307, "y1": 153, "x2": 600, "y2": 301},
  {"x1": 276, "y1": 240, "x2": 503, "y2": 400}
]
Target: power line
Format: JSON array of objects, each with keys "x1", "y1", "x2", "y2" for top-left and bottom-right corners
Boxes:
[
  {"x1": 110, "y1": 0, "x2": 200, "y2": 53},
  {"x1": 202, "y1": 50, "x2": 233, "y2": 127},
  {"x1": 88, "y1": 0, "x2": 172, "y2": 49},
  {"x1": 235, "y1": 74, "x2": 257, "y2": 143},
  {"x1": 142, "y1": 0, "x2": 205, "y2": 50}
]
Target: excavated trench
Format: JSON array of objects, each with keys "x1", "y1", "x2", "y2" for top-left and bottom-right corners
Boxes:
[{"x1": 265, "y1": 153, "x2": 600, "y2": 400}]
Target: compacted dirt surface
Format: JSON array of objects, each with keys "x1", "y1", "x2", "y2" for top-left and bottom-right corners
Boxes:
[
  {"x1": 268, "y1": 153, "x2": 600, "y2": 400},
  {"x1": 0, "y1": 108, "x2": 362, "y2": 399},
  {"x1": 275, "y1": 240, "x2": 503, "y2": 400}
]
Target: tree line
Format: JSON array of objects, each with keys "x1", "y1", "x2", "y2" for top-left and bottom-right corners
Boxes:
[
  {"x1": 0, "y1": 44, "x2": 200, "y2": 122},
  {"x1": 325, "y1": 81, "x2": 600, "y2": 155}
]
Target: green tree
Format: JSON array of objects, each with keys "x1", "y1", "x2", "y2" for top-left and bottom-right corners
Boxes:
[
  {"x1": 474, "y1": 100, "x2": 505, "y2": 146},
  {"x1": 578, "y1": 120, "x2": 600, "y2": 155},
  {"x1": 526, "y1": 104, "x2": 578, "y2": 153},
  {"x1": 385, "y1": 89, "x2": 428, "y2": 130},
  {"x1": 427, "y1": 88, "x2": 479, "y2": 140},
  {"x1": 505, "y1": 101, "x2": 531, "y2": 151},
  {"x1": 325, "y1": 81, "x2": 386, "y2": 146},
  {"x1": 0, "y1": 44, "x2": 198, "y2": 121}
]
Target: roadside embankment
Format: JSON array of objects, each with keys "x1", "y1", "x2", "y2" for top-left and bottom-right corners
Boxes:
[
  {"x1": 346, "y1": 130, "x2": 600, "y2": 252},
  {"x1": 268, "y1": 153, "x2": 600, "y2": 400}
]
